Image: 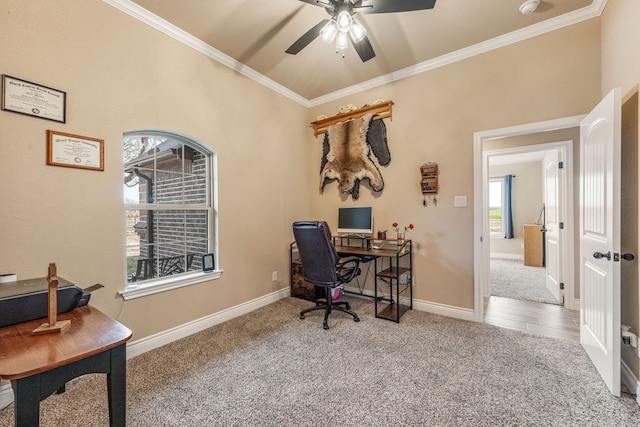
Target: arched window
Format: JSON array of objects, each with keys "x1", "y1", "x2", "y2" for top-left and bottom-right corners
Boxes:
[{"x1": 122, "y1": 130, "x2": 218, "y2": 299}]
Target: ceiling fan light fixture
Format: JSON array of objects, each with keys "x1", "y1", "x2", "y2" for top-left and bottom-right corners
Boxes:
[
  {"x1": 336, "y1": 10, "x2": 352, "y2": 33},
  {"x1": 320, "y1": 19, "x2": 338, "y2": 43},
  {"x1": 519, "y1": 0, "x2": 540, "y2": 14},
  {"x1": 349, "y1": 19, "x2": 367, "y2": 43},
  {"x1": 336, "y1": 31, "x2": 349, "y2": 50}
]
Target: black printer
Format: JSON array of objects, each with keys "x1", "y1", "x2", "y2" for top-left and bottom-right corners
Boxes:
[{"x1": 0, "y1": 276, "x2": 96, "y2": 328}]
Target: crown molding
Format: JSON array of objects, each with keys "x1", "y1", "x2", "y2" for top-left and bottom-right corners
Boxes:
[
  {"x1": 308, "y1": 0, "x2": 607, "y2": 106},
  {"x1": 103, "y1": 0, "x2": 606, "y2": 108}
]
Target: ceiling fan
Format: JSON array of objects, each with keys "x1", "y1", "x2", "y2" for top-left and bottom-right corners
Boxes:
[{"x1": 285, "y1": 0, "x2": 437, "y2": 62}]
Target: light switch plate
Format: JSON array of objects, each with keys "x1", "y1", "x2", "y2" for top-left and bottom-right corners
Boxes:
[{"x1": 454, "y1": 196, "x2": 467, "y2": 207}]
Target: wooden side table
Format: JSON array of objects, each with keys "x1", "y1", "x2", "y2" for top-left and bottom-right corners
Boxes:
[{"x1": 0, "y1": 305, "x2": 132, "y2": 426}]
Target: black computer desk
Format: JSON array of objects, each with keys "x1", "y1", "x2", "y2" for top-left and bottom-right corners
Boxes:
[{"x1": 334, "y1": 239, "x2": 413, "y2": 322}]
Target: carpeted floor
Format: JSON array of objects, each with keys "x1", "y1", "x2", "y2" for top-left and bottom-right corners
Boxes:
[
  {"x1": 490, "y1": 257, "x2": 560, "y2": 305},
  {"x1": 1, "y1": 296, "x2": 638, "y2": 426}
]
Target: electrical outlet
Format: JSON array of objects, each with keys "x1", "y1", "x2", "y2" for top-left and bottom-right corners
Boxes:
[{"x1": 272, "y1": 271, "x2": 278, "y2": 281}]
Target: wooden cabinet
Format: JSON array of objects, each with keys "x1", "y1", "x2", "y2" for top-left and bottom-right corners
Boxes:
[
  {"x1": 523, "y1": 224, "x2": 544, "y2": 267},
  {"x1": 290, "y1": 260, "x2": 324, "y2": 302}
]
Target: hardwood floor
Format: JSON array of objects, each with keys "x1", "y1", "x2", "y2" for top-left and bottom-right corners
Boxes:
[{"x1": 484, "y1": 296, "x2": 580, "y2": 343}]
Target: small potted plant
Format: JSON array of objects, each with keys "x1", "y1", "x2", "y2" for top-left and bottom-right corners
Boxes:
[{"x1": 392, "y1": 222, "x2": 414, "y2": 246}]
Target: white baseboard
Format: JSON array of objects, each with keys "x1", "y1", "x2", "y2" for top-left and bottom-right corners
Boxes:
[
  {"x1": 344, "y1": 285, "x2": 475, "y2": 322},
  {"x1": 413, "y1": 299, "x2": 476, "y2": 321},
  {"x1": 621, "y1": 359, "x2": 640, "y2": 404},
  {"x1": 126, "y1": 287, "x2": 290, "y2": 358},
  {"x1": 128, "y1": 287, "x2": 474, "y2": 359},
  {"x1": 490, "y1": 253, "x2": 524, "y2": 261}
]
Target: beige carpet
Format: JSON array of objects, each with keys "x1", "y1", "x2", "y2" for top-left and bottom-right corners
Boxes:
[
  {"x1": 1, "y1": 296, "x2": 638, "y2": 426},
  {"x1": 490, "y1": 257, "x2": 560, "y2": 305}
]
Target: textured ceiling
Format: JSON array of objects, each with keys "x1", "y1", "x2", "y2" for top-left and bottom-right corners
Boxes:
[{"x1": 129, "y1": 0, "x2": 597, "y2": 103}]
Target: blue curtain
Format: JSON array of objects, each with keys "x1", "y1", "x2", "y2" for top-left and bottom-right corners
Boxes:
[{"x1": 503, "y1": 175, "x2": 514, "y2": 239}]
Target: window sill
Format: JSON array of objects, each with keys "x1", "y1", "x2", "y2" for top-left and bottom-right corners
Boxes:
[{"x1": 119, "y1": 270, "x2": 223, "y2": 300}]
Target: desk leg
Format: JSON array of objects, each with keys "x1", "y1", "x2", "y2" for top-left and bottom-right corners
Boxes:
[
  {"x1": 107, "y1": 344, "x2": 127, "y2": 427},
  {"x1": 373, "y1": 257, "x2": 378, "y2": 314},
  {"x1": 12, "y1": 375, "x2": 41, "y2": 427}
]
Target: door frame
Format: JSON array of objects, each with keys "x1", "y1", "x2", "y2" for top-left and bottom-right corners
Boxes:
[{"x1": 473, "y1": 115, "x2": 584, "y2": 322}]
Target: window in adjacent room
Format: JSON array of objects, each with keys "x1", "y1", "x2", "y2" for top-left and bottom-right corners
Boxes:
[
  {"x1": 122, "y1": 130, "x2": 218, "y2": 298},
  {"x1": 489, "y1": 178, "x2": 503, "y2": 237}
]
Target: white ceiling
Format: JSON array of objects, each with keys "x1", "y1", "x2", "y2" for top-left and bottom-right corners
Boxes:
[{"x1": 106, "y1": 0, "x2": 603, "y2": 106}]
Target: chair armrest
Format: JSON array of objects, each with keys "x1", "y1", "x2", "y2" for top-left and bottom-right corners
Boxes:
[
  {"x1": 336, "y1": 256, "x2": 361, "y2": 284},
  {"x1": 337, "y1": 256, "x2": 360, "y2": 268}
]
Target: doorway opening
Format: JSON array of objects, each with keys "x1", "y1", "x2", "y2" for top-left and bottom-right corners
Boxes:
[
  {"x1": 482, "y1": 141, "x2": 579, "y2": 342},
  {"x1": 473, "y1": 116, "x2": 584, "y2": 327},
  {"x1": 486, "y1": 143, "x2": 568, "y2": 305}
]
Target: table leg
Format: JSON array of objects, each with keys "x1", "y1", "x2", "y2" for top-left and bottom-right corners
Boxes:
[
  {"x1": 107, "y1": 344, "x2": 127, "y2": 427},
  {"x1": 12, "y1": 375, "x2": 41, "y2": 427}
]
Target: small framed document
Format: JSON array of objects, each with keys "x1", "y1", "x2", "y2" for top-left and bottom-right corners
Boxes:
[
  {"x1": 47, "y1": 130, "x2": 104, "y2": 171},
  {"x1": 202, "y1": 254, "x2": 215, "y2": 272},
  {"x1": 2, "y1": 75, "x2": 66, "y2": 123}
]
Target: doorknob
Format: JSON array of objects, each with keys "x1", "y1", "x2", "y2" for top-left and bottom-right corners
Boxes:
[
  {"x1": 622, "y1": 253, "x2": 635, "y2": 261},
  {"x1": 593, "y1": 251, "x2": 611, "y2": 260}
]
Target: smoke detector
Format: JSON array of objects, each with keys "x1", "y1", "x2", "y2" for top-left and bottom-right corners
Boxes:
[{"x1": 519, "y1": 0, "x2": 540, "y2": 14}]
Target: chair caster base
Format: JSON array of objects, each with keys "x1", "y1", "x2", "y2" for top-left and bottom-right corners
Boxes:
[
  {"x1": 300, "y1": 315, "x2": 305, "y2": 320},
  {"x1": 323, "y1": 323, "x2": 329, "y2": 330},
  {"x1": 354, "y1": 317, "x2": 360, "y2": 322}
]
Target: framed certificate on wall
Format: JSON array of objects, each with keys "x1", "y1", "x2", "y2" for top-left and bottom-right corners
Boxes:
[
  {"x1": 2, "y1": 75, "x2": 66, "y2": 123},
  {"x1": 47, "y1": 130, "x2": 104, "y2": 171}
]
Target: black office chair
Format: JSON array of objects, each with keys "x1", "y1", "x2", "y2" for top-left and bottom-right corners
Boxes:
[{"x1": 292, "y1": 221, "x2": 361, "y2": 329}]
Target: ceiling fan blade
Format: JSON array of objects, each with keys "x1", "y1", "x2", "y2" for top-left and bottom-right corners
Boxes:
[
  {"x1": 359, "y1": 0, "x2": 436, "y2": 14},
  {"x1": 353, "y1": 35, "x2": 375, "y2": 62},
  {"x1": 297, "y1": 0, "x2": 330, "y2": 7},
  {"x1": 286, "y1": 19, "x2": 330, "y2": 55}
]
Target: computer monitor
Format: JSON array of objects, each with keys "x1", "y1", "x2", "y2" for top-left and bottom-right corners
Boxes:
[{"x1": 337, "y1": 207, "x2": 373, "y2": 236}]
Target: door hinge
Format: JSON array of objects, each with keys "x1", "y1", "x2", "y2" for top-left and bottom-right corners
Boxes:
[
  {"x1": 558, "y1": 161, "x2": 564, "y2": 169},
  {"x1": 559, "y1": 222, "x2": 564, "y2": 229},
  {"x1": 560, "y1": 282, "x2": 565, "y2": 290}
]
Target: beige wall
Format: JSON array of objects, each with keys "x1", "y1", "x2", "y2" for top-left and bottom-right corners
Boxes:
[
  {"x1": 0, "y1": 0, "x2": 310, "y2": 339},
  {"x1": 601, "y1": 0, "x2": 640, "y2": 381},
  {"x1": 601, "y1": 0, "x2": 640, "y2": 98},
  {"x1": 307, "y1": 19, "x2": 601, "y2": 309}
]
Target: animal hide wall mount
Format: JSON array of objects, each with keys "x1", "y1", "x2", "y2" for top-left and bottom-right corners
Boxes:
[{"x1": 319, "y1": 113, "x2": 391, "y2": 200}]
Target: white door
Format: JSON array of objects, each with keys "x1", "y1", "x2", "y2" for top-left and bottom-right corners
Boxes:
[
  {"x1": 579, "y1": 88, "x2": 621, "y2": 396},
  {"x1": 543, "y1": 150, "x2": 563, "y2": 303}
]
